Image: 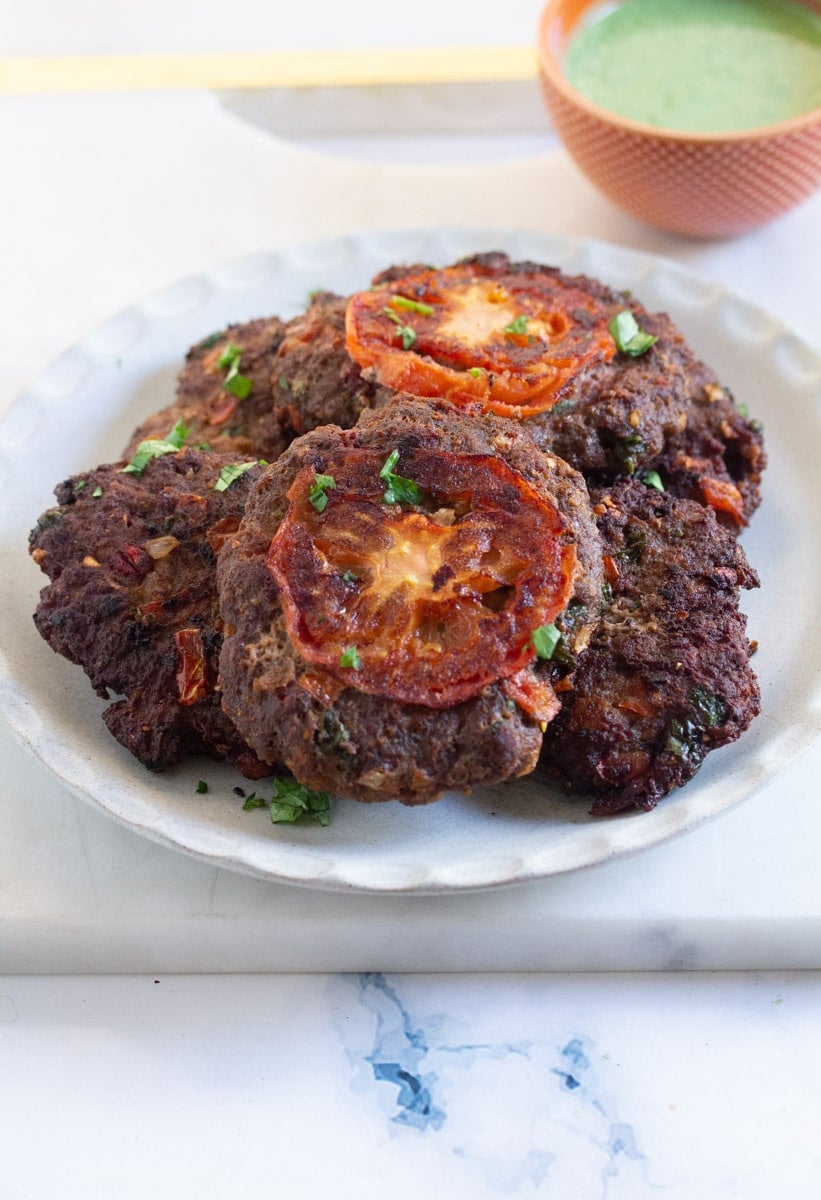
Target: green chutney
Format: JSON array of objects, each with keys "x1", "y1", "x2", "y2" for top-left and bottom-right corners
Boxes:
[{"x1": 564, "y1": 0, "x2": 821, "y2": 133}]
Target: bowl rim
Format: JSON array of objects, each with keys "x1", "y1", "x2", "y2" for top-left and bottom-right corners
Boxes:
[{"x1": 537, "y1": 0, "x2": 821, "y2": 144}]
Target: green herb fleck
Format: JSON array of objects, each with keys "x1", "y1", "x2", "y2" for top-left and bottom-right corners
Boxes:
[
  {"x1": 382, "y1": 306, "x2": 417, "y2": 350},
  {"x1": 665, "y1": 715, "x2": 702, "y2": 764},
  {"x1": 218, "y1": 343, "x2": 253, "y2": 399},
  {"x1": 278, "y1": 375, "x2": 290, "y2": 392},
  {"x1": 269, "y1": 777, "x2": 331, "y2": 826},
  {"x1": 321, "y1": 711, "x2": 352, "y2": 749},
  {"x1": 380, "y1": 448, "x2": 426, "y2": 507},
  {"x1": 224, "y1": 366, "x2": 253, "y2": 399},
  {"x1": 390, "y1": 295, "x2": 434, "y2": 316},
  {"x1": 616, "y1": 522, "x2": 647, "y2": 564},
  {"x1": 614, "y1": 431, "x2": 647, "y2": 476},
  {"x1": 309, "y1": 472, "x2": 336, "y2": 513},
  {"x1": 342, "y1": 570, "x2": 358, "y2": 584},
  {"x1": 690, "y1": 685, "x2": 728, "y2": 728},
  {"x1": 214, "y1": 460, "x2": 259, "y2": 492},
  {"x1": 75, "y1": 479, "x2": 87, "y2": 491},
  {"x1": 199, "y1": 330, "x2": 224, "y2": 351},
  {"x1": 503, "y1": 315, "x2": 529, "y2": 336},
  {"x1": 339, "y1": 646, "x2": 362, "y2": 670},
  {"x1": 92, "y1": 486, "x2": 103, "y2": 499},
  {"x1": 608, "y1": 310, "x2": 658, "y2": 357},
  {"x1": 121, "y1": 420, "x2": 189, "y2": 475},
  {"x1": 736, "y1": 402, "x2": 749, "y2": 418},
  {"x1": 530, "y1": 623, "x2": 561, "y2": 660},
  {"x1": 640, "y1": 470, "x2": 665, "y2": 492},
  {"x1": 217, "y1": 343, "x2": 241, "y2": 370},
  {"x1": 242, "y1": 792, "x2": 266, "y2": 811},
  {"x1": 467, "y1": 366, "x2": 484, "y2": 378},
  {"x1": 195, "y1": 780, "x2": 209, "y2": 794}
]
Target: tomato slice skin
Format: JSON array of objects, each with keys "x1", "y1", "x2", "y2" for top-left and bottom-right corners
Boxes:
[
  {"x1": 345, "y1": 260, "x2": 615, "y2": 417},
  {"x1": 267, "y1": 447, "x2": 576, "y2": 709}
]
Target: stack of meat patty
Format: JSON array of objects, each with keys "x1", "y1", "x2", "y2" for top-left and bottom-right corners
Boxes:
[{"x1": 29, "y1": 253, "x2": 764, "y2": 814}]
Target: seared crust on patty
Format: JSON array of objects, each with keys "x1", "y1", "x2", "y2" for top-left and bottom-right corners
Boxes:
[
  {"x1": 124, "y1": 294, "x2": 382, "y2": 462},
  {"x1": 29, "y1": 448, "x2": 270, "y2": 776},
  {"x1": 217, "y1": 397, "x2": 604, "y2": 805},
  {"x1": 539, "y1": 479, "x2": 760, "y2": 813}
]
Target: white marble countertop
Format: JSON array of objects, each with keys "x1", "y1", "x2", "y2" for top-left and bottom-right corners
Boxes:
[{"x1": 2, "y1": 2, "x2": 821, "y2": 1194}]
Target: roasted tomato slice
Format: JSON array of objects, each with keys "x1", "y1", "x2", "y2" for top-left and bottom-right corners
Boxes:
[
  {"x1": 345, "y1": 261, "x2": 615, "y2": 418},
  {"x1": 267, "y1": 447, "x2": 576, "y2": 708}
]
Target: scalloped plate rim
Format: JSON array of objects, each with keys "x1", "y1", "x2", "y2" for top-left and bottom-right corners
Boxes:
[{"x1": 1, "y1": 226, "x2": 819, "y2": 894}]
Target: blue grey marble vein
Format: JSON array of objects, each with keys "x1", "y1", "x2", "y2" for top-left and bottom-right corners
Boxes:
[{"x1": 339, "y1": 974, "x2": 655, "y2": 1195}]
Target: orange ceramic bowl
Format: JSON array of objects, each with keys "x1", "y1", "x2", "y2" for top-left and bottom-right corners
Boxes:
[{"x1": 537, "y1": 0, "x2": 821, "y2": 237}]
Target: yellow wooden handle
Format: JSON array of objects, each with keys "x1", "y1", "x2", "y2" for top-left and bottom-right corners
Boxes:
[{"x1": 0, "y1": 46, "x2": 537, "y2": 95}]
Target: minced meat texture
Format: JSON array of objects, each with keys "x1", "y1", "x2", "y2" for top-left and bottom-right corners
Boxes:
[
  {"x1": 538, "y1": 478, "x2": 760, "y2": 813},
  {"x1": 29, "y1": 448, "x2": 270, "y2": 777},
  {"x1": 371, "y1": 253, "x2": 765, "y2": 525},
  {"x1": 217, "y1": 397, "x2": 604, "y2": 805},
  {"x1": 123, "y1": 294, "x2": 383, "y2": 462}
]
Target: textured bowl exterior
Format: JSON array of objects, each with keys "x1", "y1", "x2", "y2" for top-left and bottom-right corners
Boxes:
[{"x1": 538, "y1": 0, "x2": 821, "y2": 237}]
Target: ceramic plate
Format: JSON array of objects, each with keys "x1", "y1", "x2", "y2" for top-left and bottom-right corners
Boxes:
[{"x1": 1, "y1": 228, "x2": 819, "y2": 892}]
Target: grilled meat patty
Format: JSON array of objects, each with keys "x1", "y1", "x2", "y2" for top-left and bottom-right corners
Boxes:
[
  {"x1": 124, "y1": 293, "x2": 383, "y2": 462},
  {"x1": 217, "y1": 397, "x2": 604, "y2": 805},
  {"x1": 368, "y1": 253, "x2": 765, "y2": 527},
  {"x1": 539, "y1": 478, "x2": 760, "y2": 813},
  {"x1": 29, "y1": 448, "x2": 271, "y2": 776}
]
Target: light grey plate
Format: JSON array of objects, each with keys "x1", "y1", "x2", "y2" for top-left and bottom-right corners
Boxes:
[{"x1": 1, "y1": 228, "x2": 819, "y2": 892}]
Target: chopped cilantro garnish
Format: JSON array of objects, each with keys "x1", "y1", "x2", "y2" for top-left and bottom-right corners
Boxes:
[
  {"x1": 224, "y1": 366, "x2": 253, "y2": 399},
  {"x1": 390, "y1": 295, "x2": 434, "y2": 316},
  {"x1": 92, "y1": 486, "x2": 103, "y2": 499},
  {"x1": 242, "y1": 792, "x2": 266, "y2": 811},
  {"x1": 75, "y1": 479, "x2": 87, "y2": 491},
  {"x1": 339, "y1": 646, "x2": 363, "y2": 670},
  {"x1": 640, "y1": 470, "x2": 665, "y2": 492},
  {"x1": 530, "y1": 623, "x2": 561, "y2": 660},
  {"x1": 503, "y1": 315, "x2": 529, "y2": 336},
  {"x1": 736, "y1": 402, "x2": 749, "y2": 418},
  {"x1": 218, "y1": 343, "x2": 253, "y2": 399},
  {"x1": 309, "y1": 471, "x2": 336, "y2": 513},
  {"x1": 199, "y1": 330, "x2": 225, "y2": 351},
  {"x1": 608, "y1": 310, "x2": 658, "y2": 357},
  {"x1": 269, "y1": 777, "x2": 331, "y2": 826},
  {"x1": 195, "y1": 780, "x2": 209, "y2": 794},
  {"x1": 241, "y1": 777, "x2": 331, "y2": 825},
  {"x1": 121, "y1": 420, "x2": 189, "y2": 475},
  {"x1": 342, "y1": 570, "x2": 358, "y2": 584},
  {"x1": 217, "y1": 343, "x2": 241, "y2": 370},
  {"x1": 382, "y1": 306, "x2": 417, "y2": 350},
  {"x1": 214, "y1": 460, "x2": 259, "y2": 492},
  {"x1": 379, "y1": 448, "x2": 426, "y2": 506}
]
